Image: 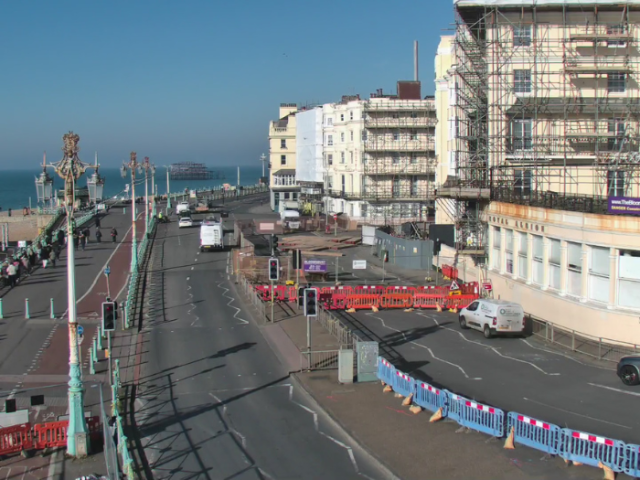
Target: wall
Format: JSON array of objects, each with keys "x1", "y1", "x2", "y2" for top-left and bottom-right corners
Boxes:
[
  {"x1": 375, "y1": 229, "x2": 433, "y2": 271},
  {"x1": 295, "y1": 107, "x2": 324, "y2": 183}
]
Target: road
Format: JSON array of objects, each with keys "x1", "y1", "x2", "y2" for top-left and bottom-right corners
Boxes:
[
  {"x1": 134, "y1": 196, "x2": 393, "y2": 480},
  {"x1": 332, "y1": 307, "x2": 640, "y2": 445}
]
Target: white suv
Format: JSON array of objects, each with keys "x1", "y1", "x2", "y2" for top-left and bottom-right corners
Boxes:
[{"x1": 459, "y1": 299, "x2": 525, "y2": 338}]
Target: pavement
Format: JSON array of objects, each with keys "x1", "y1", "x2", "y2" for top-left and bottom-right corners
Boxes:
[{"x1": 0, "y1": 204, "x2": 147, "y2": 480}]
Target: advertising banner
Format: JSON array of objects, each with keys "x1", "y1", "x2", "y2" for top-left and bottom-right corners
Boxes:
[
  {"x1": 608, "y1": 196, "x2": 640, "y2": 215},
  {"x1": 303, "y1": 260, "x2": 327, "y2": 273}
]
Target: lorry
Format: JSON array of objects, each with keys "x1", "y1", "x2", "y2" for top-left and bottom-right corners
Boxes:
[
  {"x1": 176, "y1": 201, "x2": 190, "y2": 215},
  {"x1": 200, "y1": 220, "x2": 224, "y2": 251},
  {"x1": 281, "y1": 209, "x2": 301, "y2": 230}
]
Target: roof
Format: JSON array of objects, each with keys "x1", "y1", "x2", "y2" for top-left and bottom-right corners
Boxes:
[
  {"x1": 272, "y1": 169, "x2": 296, "y2": 176},
  {"x1": 455, "y1": 0, "x2": 640, "y2": 6}
]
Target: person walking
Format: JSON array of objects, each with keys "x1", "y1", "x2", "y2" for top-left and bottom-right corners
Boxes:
[
  {"x1": 73, "y1": 230, "x2": 80, "y2": 251},
  {"x1": 7, "y1": 261, "x2": 18, "y2": 288},
  {"x1": 95, "y1": 216, "x2": 101, "y2": 229},
  {"x1": 41, "y1": 245, "x2": 50, "y2": 269},
  {"x1": 57, "y1": 229, "x2": 65, "y2": 247},
  {"x1": 49, "y1": 247, "x2": 57, "y2": 268},
  {"x1": 95, "y1": 228, "x2": 102, "y2": 243},
  {"x1": 79, "y1": 230, "x2": 87, "y2": 251},
  {"x1": 111, "y1": 227, "x2": 118, "y2": 243}
]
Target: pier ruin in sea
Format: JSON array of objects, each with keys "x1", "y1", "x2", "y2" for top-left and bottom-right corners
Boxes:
[{"x1": 169, "y1": 162, "x2": 225, "y2": 180}]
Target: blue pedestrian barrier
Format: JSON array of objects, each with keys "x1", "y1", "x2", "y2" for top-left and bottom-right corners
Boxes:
[
  {"x1": 506, "y1": 412, "x2": 561, "y2": 455},
  {"x1": 393, "y1": 370, "x2": 414, "y2": 398},
  {"x1": 559, "y1": 428, "x2": 625, "y2": 472},
  {"x1": 446, "y1": 391, "x2": 504, "y2": 438},
  {"x1": 377, "y1": 357, "x2": 395, "y2": 385},
  {"x1": 624, "y1": 444, "x2": 640, "y2": 478},
  {"x1": 414, "y1": 381, "x2": 448, "y2": 415}
]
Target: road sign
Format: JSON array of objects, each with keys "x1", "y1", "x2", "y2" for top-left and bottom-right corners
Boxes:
[
  {"x1": 482, "y1": 282, "x2": 492, "y2": 292},
  {"x1": 352, "y1": 260, "x2": 367, "y2": 270},
  {"x1": 77, "y1": 325, "x2": 84, "y2": 336},
  {"x1": 450, "y1": 280, "x2": 460, "y2": 291},
  {"x1": 78, "y1": 335, "x2": 84, "y2": 345},
  {"x1": 104, "y1": 266, "x2": 110, "y2": 276}
]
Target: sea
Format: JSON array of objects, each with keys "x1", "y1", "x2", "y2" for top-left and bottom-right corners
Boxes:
[{"x1": 0, "y1": 165, "x2": 264, "y2": 211}]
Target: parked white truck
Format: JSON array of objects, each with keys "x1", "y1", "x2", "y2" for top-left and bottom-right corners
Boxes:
[
  {"x1": 281, "y1": 210, "x2": 301, "y2": 230},
  {"x1": 200, "y1": 220, "x2": 224, "y2": 251}
]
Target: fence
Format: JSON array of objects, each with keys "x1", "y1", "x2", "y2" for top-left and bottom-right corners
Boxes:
[
  {"x1": 529, "y1": 316, "x2": 640, "y2": 364},
  {"x1": 300, "y1": 350, "x2": 340, "y2": 371},
  {"x1": 376, "y1": 357, "x2": 640, "y2": 477},
  {"x1": 374, "y1": 229, "x2": 433, "y2": 271}
]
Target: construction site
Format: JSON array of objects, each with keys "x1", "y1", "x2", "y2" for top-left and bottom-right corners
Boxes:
[{"x1": 438, "y1": 0, "x2": 640, "y2": 258}]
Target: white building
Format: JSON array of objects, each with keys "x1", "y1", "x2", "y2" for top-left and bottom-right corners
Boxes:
[
  {"x1": 295, "y1": 106, "x2": 325, "y2": 213},
  {"x1": 268, "y1": 103, "x2": 299, "y2": 212}
]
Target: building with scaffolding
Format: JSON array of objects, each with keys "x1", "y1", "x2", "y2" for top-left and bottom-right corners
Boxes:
[
  {"x1": 439, "y1": 0, "x2": 640, "y2": 343},
  {"x1": 268, "y1": 103, "x2": 299, "y2": 212},
  {"x1": 323, "y1": 82, "x2": 437, "y2": 226}
]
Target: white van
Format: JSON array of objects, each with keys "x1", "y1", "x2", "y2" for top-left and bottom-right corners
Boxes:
[
  {"x1": 458, "y1": 299, "x2": 525, "y2": 338},
  {"x1": 200, "y1": 220, "x2": 224, "y2": 251},
  {"x1": 176, "y1": 202, "x2": 190, "y2": 215},
  {"x1": 281, "y1": 210, "x2": 300, "y2": 230}
]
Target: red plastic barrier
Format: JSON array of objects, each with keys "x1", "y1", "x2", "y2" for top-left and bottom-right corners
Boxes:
[
  {"x1": 33, "y1": 421, "x2": 68, "y2": 449},
  {"x1": 380, "y1": 294, "x2": 414, "y2": 309},
  {"x1": 322, "y1": 286, "x2": 354, "y2": 296},
  {"x1": 413, "y1": 294, "x2": 446, "y2": 309},
  {"x1": 354, "y1": 285, "x2": 385, "y2": 296},
  {"x1": 330, "y1": 294, "x2": 348, "y2": 310},
  {"x1": 417, "y1": 285, "x2": 450, "y2": 296},
  {"x1": 461, "y1": 282, "x2": 479, "y2": 295},
  {"x1": 255, "y1": 285, "x2": 271, "y2": 301},
  {"x1": 446, "y1": 294, "x2": 477, "y2": 310},
  {"x1": 346, "y1": 294, "x2": 380, "y2": 310},
  {"x1": 287, "y1": 286, "x2": 298, "y2": 303},
  {"x1": 0, "y1": 423, "x2": 33, "y2": 456},
  {"x1": 385, "y1": 286, "x2": 417, "y2": 295}
]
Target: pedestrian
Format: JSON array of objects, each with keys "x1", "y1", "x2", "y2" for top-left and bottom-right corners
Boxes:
[
  {"x1": 28, "y1": 249, "x2": 37, "y2": 269},
  {"x1": 95, "y1": 216, "x2": 101, "y2": 229},
  {"x1": 95, "y1": 228, "x2": 102, "y2": 243},
  {"x1": 21, "y1": 254, "x2": 31, "y2": 274},
  {"x1": 73, "y1": 231, "x2": 79, "y2": 250},
  {"x1": 41, "y1": 245, "x2": 50, "y2": 269},
  {"x1": 111, "y1": 227, "x2": 118, "y2": 243},
  {"x1": 50, "y1": 247, "x2": 57, "y2": 268},
  {"x1": 7, "y1": 261, "x2": 18, "y2": 288},
  {"x1": 57, "y1": 229, "x2": 65, "y2": 247},
  {"x1": 79, "y1": 231, "x2": 86, "y2": 251}
]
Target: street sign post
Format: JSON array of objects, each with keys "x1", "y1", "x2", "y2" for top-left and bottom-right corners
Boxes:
[
  {"x1": 352, "y1": 260, "x2": 367, "y2": 270},
  {"x1": 77, "y1": 325, "x2": 84, "y2": 346},
  {"x1": 104, "y1": 266, "x2": 111, "y2": 299},
  {"x1": 450, "y1": 280, "x2": 460, "y2": 291}
]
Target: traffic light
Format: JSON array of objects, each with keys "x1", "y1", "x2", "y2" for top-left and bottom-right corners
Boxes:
[
  {"x1": 297, "y1": 286, "x2": 305, "y2": 307},
  {"x1": 271, "y1": 234, "x2": 279, "y2": 253},
  {"x1": 268, "y1": 257, "x2": 280, "y2": 282},
  {"x1": 434, "y1": 237, "x2": 442, "y2": 256},
  {"x1": 303, "y1": 288, "x2": 318, "y2": 317},
  {"x1": 102, "y1": 301, "x2": 116, "y2": 332},
  {"x1": 292, "y1": 249, "x2": 302, "y2": 269}
]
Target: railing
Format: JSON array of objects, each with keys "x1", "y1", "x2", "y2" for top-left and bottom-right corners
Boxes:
[
  {"x1": 529, "y1": 316, "x2": 640, "y2": 364},
  {"x1": 111, "y1": 360, "x2": 135, "y2": 479},
  {"x1": 316, "y1": 308, "x2": 359, "y2": 347},
  {"x1": 491, "y1": 186, "x2": 609, "y2": 215},
  {"x1": 300, "y1": 350, "x2": 340, "y2": 371}
]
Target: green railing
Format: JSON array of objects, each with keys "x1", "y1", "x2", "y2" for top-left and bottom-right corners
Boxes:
[
  {"x1": 111, "y1": 359, "x2": 135, "y2": 479},
  {"x1": 166, "y1": 183, "x2": 268, "y2": 204}
]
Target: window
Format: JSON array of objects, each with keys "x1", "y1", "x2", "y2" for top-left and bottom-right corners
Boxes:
[
  {"x1": 341, "y1": 152, "x2": 345, "y2": 164},
  {"x1": 392, "y1": 178, "x2": 401, "y2": 197},
  {"x1": 350, "y1": 131, "x2": 354, "y2": 141},
  {"x1": 327, "y1": 154, "x2": 333, "y2": 166},
  {"x1": 327, "y1": 117, "x2": 333, "y2": 126},
  {"x1": 410, "y1": 112, "x2": 418, "y2": 119},
  {"x1": 350, "y1": 151, "x2": 354, "y2": 163},
  {"x1": 549, "y1": 239, "x2": 561, "y2": 290},
  {"x1": 350, "y1": 111, "x2": 354, "y2": 120},
  {"x1": 284, "y1": 192, "x2": 290, "y2": 200},
  {"x1": 514, "y1": 70, "x2": 532, "y2": 94},
  {"x1": 567, "y1": 242, "x2": 582, "y2": 297},
  {"x1": 361, "y1": 203, "x2": 368, "y2": 217},
  {"x1": 392, "y1": 154, "x2": 400, "y2": 164},
  {"x1": 410, "y1": 153, "x2": 418, "y2": 164},
  {"x1": 618, "y1": 250, "x2": 640, "y2": 309},
  {"x1": 608, "y1": 118, "x2": 625, "y2": 151},
  {"x1": 393, "y1": 132, "x2": 399, "y2": 141},
  {"x1": 518, "y1": 232, "x2": 528, "y2": 279},
  {"x1": 607, "y1": 24, "x2": 627, "y2": 46},
  {"x1": 513, "y1": 25, "x2": 532, "y2": 47},
  {"x1": 341, "y1": 132, "x2": 345, "y2": 142},
  {"x1": 505, "y1": 229, "x2": 514, "y2": 274},
  {"x1": 280, "y1": 155, "x2": 286, "y2": 165},
  {"x1": 491, "y1": 226, "x2": 501, "y2": 270},
  {"x1": 341, "y1": 175, "x2": 345, "y2": 193},
  {"x1": 280, "y1": 139, "x2": 287, "y2": 149},
  {"x1": 362, "y1": 131, "x2": 368, "y2": 141},
  {"x1": 410, "y1": 176, "x2": 418, "y2": 196},
  {"x1": 327, "y1": 135, "x2": 333, "y2": 146},
  {"x1": 514, "y1": 169, "x2": 532, "y2": 196},
  {"x1": 607, "y1": 170, "x2": 625, "y2": 197},
  {"x1": 532, "y1": 235, "x2": 543, "y2": 285},
  {"x1": 511, "y1": 119, "x2": 532, "y2": 150},
  {"x1": 608, "y1": 73, "x2": 626, "y2": 93},
  {"x1": 589, "y1": 246, "x2": 610, "y2": 303},
  {"x1": 340, "y1": 114, "x2": 344, "y2": 121},
  {"x1": 409, "y1": 130, "x2": 418, "y2": 141}
]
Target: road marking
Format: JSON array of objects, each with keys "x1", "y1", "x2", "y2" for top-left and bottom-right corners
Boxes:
[
  {"x1": 588, "y1": 382, "x2": 640, "y2": 397},
  {"x1": 419, "y1": 313, "x2": 560, "y2": 376},
  {"x1": 366, "y1": 313, "x2": 475, "y2": 380},
  {"x1": 521, "y1": 339, "x2": 615, "y2": 371},
  {"x1": 522, "y1": 397, "x2": 632, "y2": 429},
  {"x1": 217, "y1": 282, "x2": 249, "y2": 324}
]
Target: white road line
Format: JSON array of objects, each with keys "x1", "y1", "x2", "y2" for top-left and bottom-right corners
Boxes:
[
  {"x1": 588, "y1": 382, "x2": 640, "y2": 397},
  {"x1": 366, "y1": 313, "x2": 475, "y2": 380},
  {"x1": 521, "y1": 339, "x2": 615, "y2": 371},
  {"x1": 522, "y1": 396, "x2": 632, "y2": 429},
  {"x1": 217, "y1": 282, "x2": 249, "y2": 324},
  {"x1": 419, "y1": 313, "x2": 560, "y2": 376}
]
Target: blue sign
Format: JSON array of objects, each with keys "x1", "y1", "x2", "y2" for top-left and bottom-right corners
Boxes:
[
  {"x1": 104, "y1": 267, "x2": 111, "y2": 276},
  {"x1": 303, "y1": 260, "x2": 327, "y2": 273},
  {"x1": 77, "y1": 325, "x2": 84, "y2": 336}
]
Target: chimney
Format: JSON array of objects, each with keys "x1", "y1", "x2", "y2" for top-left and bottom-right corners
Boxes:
[{"x1": 414, "y1": 40, "x2": 419, "y2": 81}]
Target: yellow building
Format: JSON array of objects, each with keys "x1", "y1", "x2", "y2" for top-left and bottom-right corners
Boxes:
[
  {"x1": 439, "y1": 0, "x2": 640, "y2": 343},
  {"x1": 268, "y1": 103, "x2": 298, "y2": 212}
]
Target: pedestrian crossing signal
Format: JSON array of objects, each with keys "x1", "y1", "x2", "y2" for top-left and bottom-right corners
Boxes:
[
  {"x1": 268, "y1": 258, "x2": 279, "y2": 281},
  {"x1": 102, "y1": 302, "x2": 116, "y2": 332},
  {"x1": 304, "y1": 288, "x2": 318, "y2": 317}
]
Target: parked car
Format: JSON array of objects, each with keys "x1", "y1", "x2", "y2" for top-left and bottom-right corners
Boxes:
[
  {"x1": 617, "y1": 356, "x2": 640, "y2": 386},
  {"x1": 458, "y1": 299, "x2": 525, "y2": 338}
]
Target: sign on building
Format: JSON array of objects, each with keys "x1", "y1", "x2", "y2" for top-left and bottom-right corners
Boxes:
[
  {"x1": 303, "y1": 260, "x2": 327, "y2": 273},
  {"x1": 608, "y1": 196, "x2": 640, "y2": 215},
  {"x1": 352, "y1": 260, "x2": 367, "y2": 270}
]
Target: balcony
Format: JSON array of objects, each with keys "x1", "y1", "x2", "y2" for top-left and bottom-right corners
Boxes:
[
  {"x1": 491, "y1": 186, "x2": 608, "y2": 215},
  {"x1": 364, "y1": 100, "x2": 435, "y2": 112},
  {"x1": 363, "y1": 139, "x2": 435, "y2": 152},
  {"x1": 364, "y1": 161, "x2": 434, "y2": 175},
  {"x1": 364, "y1": 117, "x2": 437, "y2": 129},
  {"x1": 564, "y1": 57, "x2": 631, "y2": 74},
  {"x1": 437, "y1": 177, "x2": 491, "y2": 200},
  {"x1": 327, "y1": 185, "x2": 436, "y2": 202}
]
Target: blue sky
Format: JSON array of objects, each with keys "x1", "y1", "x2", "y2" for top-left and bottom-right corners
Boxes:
[{"x1": 0, "y1": 0, "x2": 453, "y2": 169}]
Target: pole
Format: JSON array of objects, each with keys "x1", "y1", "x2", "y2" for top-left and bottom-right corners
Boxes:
[
  {"x1": 237, "y1": 166, "x2": 240, "y2": 189},
  {"x1": 151, "y1": 169, "x2": 156, "y2": 217},
  {"x1": 144, "y1": 168, "x2": 149, "y2": 235},
  {"x1": 130, "y1": 159, "x2": 138, "y2": 273},
  {"x1": 106, "y1": 273, "x2": 111, "y2": 300},
  {"x1": 166, "y1": 168, "x2": 171, "y2": 213},
  {"x1": 306, "y1": 314, "x2": 311, "y2": 359},
  {"x1": 436, "y1": 253, "x2": 440, "y2": 287},
  {"x1": 108, "y1": 332, "x2": 112, "y2": 384},
  {"x1": 270, "y1": 280, "x2": 274, "y2": 323},
  {"x1": 335, "y1": 256, "x2": 339, "y2": 285},
  {"x1": 50, "y1": 298, "x2": 55, "y2": 319}
]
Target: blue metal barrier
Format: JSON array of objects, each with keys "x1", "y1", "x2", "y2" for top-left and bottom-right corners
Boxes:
[
  {"x1": 446, "y1": 391, "x2": 504, "y2": 438},
  {"x1": 624, "y1": 444, "x2": 640, "y2": 478},
  {"x1": 506, "y1": 412, "x2": 561, "y2": 455},
  {"x1": 393, "y1": 370, "x2": 414, "y2": 398},
  {"x1": 414, "y1": 381, "x2": 448, "y2": 415},
  {"x1": 559, "y1": 428, "x2": 625, "y2": 472},
  {"x1": 376, "y1": 357, "x2": 395, "y2": 385}
]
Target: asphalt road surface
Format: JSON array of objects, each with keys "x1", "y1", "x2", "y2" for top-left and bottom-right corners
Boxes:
[
  {"x1": 333, "y1": 308, "x2": 640, "y2": 445},
  {"x1": 134, "y1": 197, "x2": 393, "y2": 480}
]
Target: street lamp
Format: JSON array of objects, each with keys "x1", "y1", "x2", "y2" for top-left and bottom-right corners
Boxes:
[
  {"x1": 86, "y1": 153, "x2": 105, "y2": 209},
  {"x1": 139, "y1": 157, "x2": 155, "y2": 234},
  {"x1": 121, "y1": 152, "x2": 140, "y2": 273},
  {"x1": 260, "y1": 152, "x2": 267, "y2": 179},
  {"x1": 41, "y1": 132, "x2": 99, "y2": 458},
  {"x1": 163, "y1": 165, "x2": 172, "y2": 213},
  {"x1": 35, "y1": 152, "x2": 54, "y2": 211}
]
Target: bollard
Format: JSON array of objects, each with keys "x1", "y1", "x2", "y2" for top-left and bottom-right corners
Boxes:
[
  {"x1": 0, "y1": 298, "x2": 3, "y2": 319},
  {"x1": 92, "y1": 338, "x2": 98, "y2": 362},
  {"x1": 25, "y1": 298, "x2": 30, "y2": 319},
  {"x1": 123, "y1": 207, "x2": 126, "y2": 215},
  {"x1": 50, "y1": 298, "x2": 55, "y2": 319},
  {"x1": 89, "y1": 348, "x2": 95, "y2": 375}
]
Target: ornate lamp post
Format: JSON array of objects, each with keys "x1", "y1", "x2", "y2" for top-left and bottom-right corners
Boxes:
[
  {"x1": 163, "y1": 166, "x2": 172, "y2": 214},
  {"x1": 121, "y1": 153, "x2": 140, "y2": 273},
  {"x1": 41, "y1": 132, "x2": 99, "y2": 458},
  {"x1": 86, "y1": 153, "x2": 105, "y2": 209},
  {"x1": 35, "y1": 152, "x2": 54, "y2": 211},
  {"x1": 139, "y1": 157, "x2": 155, "y2": 234}
]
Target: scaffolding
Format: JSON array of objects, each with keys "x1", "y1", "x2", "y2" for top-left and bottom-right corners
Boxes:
[{"x1": 442, "y1": 0, "x2": 640, "y2": 257}]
